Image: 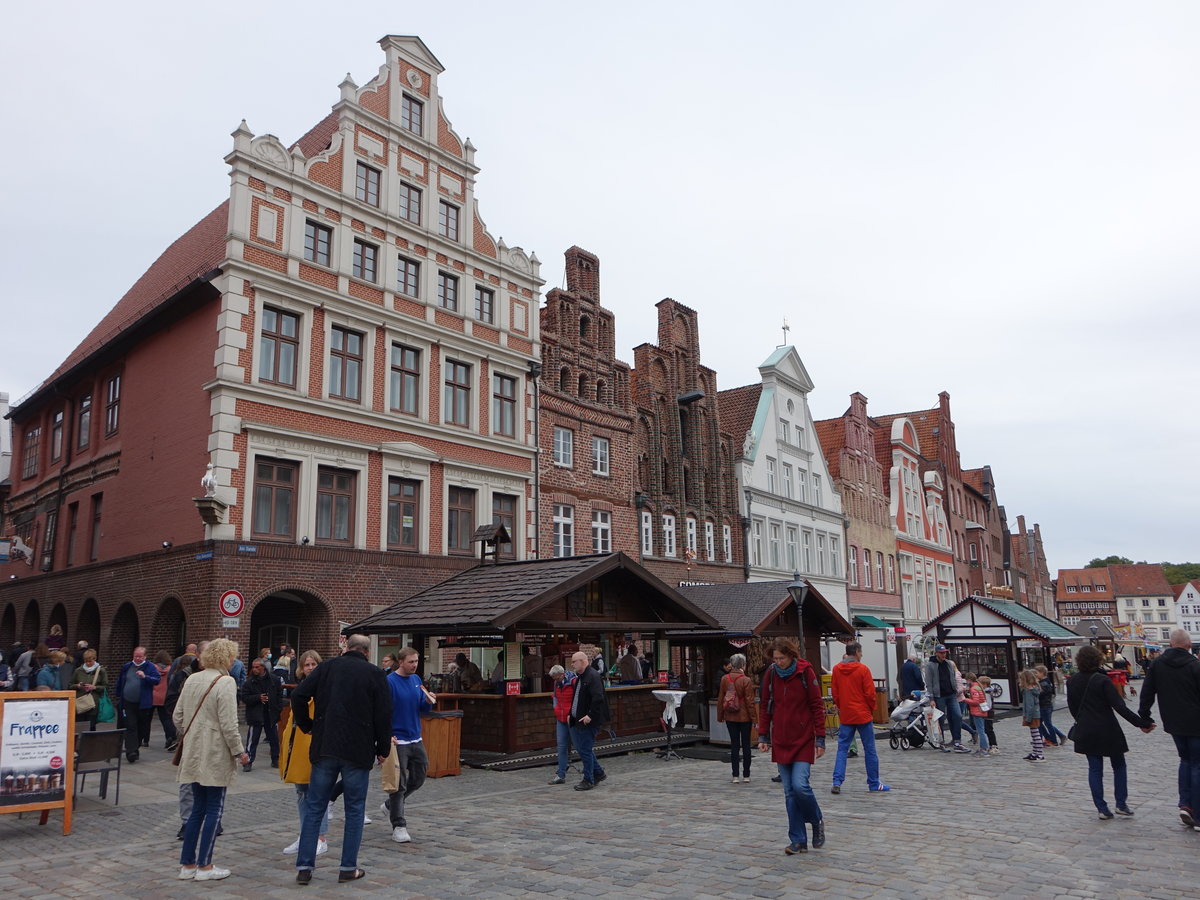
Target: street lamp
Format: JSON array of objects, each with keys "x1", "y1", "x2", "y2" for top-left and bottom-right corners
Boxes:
[
  {"x1": 788, "y1": 572, "x2": 810, "y2": 662},
  {"x1": 1090, "y1": 624, "x2": 1099, "y2": 647}
]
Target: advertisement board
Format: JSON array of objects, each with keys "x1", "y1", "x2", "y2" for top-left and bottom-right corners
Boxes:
[{"x1": 0, "y1": 692, "x2": 75, "y2": 834}]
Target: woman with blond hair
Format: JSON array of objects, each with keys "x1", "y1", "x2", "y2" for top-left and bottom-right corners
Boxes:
[
  {"x1": 71, "y1": 648, "x2": 108, "y2": 731},
  {"x1": 279, "y1": 650, "x2": 329, "y2": 856},
  {"x1": 173, "y1": 638, "x2": 249, "y2": 882}
]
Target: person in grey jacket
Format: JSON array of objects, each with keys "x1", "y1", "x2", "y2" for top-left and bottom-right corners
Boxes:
[{"x1": 923, "y1": 645, "x2": 970, "y2": 753}]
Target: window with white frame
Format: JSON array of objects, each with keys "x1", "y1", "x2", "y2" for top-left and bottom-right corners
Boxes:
[
  {"x1": 816, "y1": 532, "x2": 827, "y2": 574},
  {"x1": 552, "y1": 505, "x2": 574, "y2": 558},
  {"x1": 769, "y1": 523, "x2": 781, "y2": 568},
  {"x1": 592, "y1": 436, "x2": 610, "y2": 475},
  {"x1": 591, "y1": 510, "x2": 611, "y2": 553},
  {"x1": 751, "y1": 520, "x2": 763, "y2": 567},
  {"x1": 641, "y1": 511, "x2": 653, "y2": 555},
  {"x1": 786, "y1": 526, "x2": 799, "y2": 571},
  {"x1": 553, "y1": 427, "x2": 574, "y2": 467},
  {"x1": 802, "y1": 529, "x2": 813, "y2": 572},
  {"x1": 863, "y1": 546, "x2": 872, "y2": 588},
  {"x1": 849, "y1": 547, "x2": 859, "y2": 586},
  {"x1": 723, "y1": 524, "x2": 732, "y2": 562},
  {"x1": 686, "y1": 517, "x2": 697, "y2": 555},
  {"x1": 663, "y1": 514, "x2": 677, "y2": 557},
  {"x1": 766, "y1": 457, "x2": 777, "y2": 494},
  {"x1": 876, "y1": 551, "x2": 885, "y2": 588},
  {"x1": 797, "y1": 470, "x2": 808, "y2": 503},
  {"x1": 705, "y1": 521, "x2": 715, "y2": 560},
  {"x1": 795, "y1": 425, "x2": 806, "y2": 449},
  {"x1": 830, "y1": 535, "x2": 841, "y2": 577},
  {"x1": 813, "y1": 474, "x2": 823, "y2": 506},
  {"x1": 887, "y1": 554, "x2": 896, "y2": 591},
  {"x1": 782, "y1": 463, "x2": 793, "y2": 499}
]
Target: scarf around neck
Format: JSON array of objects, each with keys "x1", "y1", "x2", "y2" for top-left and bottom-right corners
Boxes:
[{"x1": 773, "y1": 660, "x2": 798, "y2": 678}]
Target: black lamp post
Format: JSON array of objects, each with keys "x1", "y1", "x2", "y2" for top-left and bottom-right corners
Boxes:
[
  {"x1": 788, "y1": 572, "x2": 810, "y2": 662},
  {"x1": 1089, "y1": 624, "x2": 1099, "y2": 647}
]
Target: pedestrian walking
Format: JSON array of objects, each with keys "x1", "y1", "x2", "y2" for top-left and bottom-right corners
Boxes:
[
  {"x1": 1035, "y1": 664, "x2": 1068, "y2": 747},
  {"x1": 173, "y1": 638, "x2": 248, "y2": 882},
  {"x1": 757, "y1": 637, "x2": 826, "y2": 855},
  {"x1": 382, "y1": 646, "x2": 435, "y2": 843},
  {"x1": 279, "y1": 650, "x2": 329, "y2": 857},
  {"x1": 1066, "y1": 644, "x2": 1155, "y2": 820},
  {"x1": 1018, "y1": 669, "x2": 1046, "y2": 762},
  {"x1": 114, "y1": 646, "x2": 161, "y2": 762},
  {"x1": 1136, "y1": 628, "x2": 1200, "y2": 828},
  {"x1": 290, "y1": 634, "x2": 392, "y2": 885},
  {"x1": 977, "y1": 676, "x2": 999, "y2": 753},
  {"x1": 923, "y1": 645, "x2": 971, "y2": 753},
  {"x1": 716, "y1": 653, "x2": 758, "y2": 784},
  {"x1": 830, "y1": 641, "x2": 889, "y2": 793},
  {"x1": 240, "y1": 657, "x2": 282, "y2": 770},
  {"x1": 547, "y1": 664, "x2": 577, "y2": 785},
  {"x1": 961, "y1": 673, "x2": 991, "y2": 757},
  {"x1": 568, "y1": 651, "x2": 610, "y2": 791},
  {"x1": 70, "y1": 648, "x2": 107, "y2": 732},
  {"x1": 152, "y1": 650, "x2": 177, "y2": 749}
]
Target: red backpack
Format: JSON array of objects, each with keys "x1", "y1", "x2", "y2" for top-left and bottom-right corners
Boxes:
[{"x1": 723, "y1": 674, "x2": 747, "y2": 714}]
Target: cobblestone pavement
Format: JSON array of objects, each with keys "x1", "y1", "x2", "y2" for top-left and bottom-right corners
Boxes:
[{"x1": 1, "y1": 707, "x2": 1193, "y2": 899}]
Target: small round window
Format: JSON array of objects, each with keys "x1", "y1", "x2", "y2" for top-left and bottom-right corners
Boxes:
[{"x1": 786, "y1": 399, "x2": 795, "y2": 414}]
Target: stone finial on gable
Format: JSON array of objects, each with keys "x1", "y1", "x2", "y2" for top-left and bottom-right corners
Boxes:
[
  {"x1": 339, "y1": 72, "x2": 358, "y2": 101},
  {"x1": 231, "y1": 119, "x2": 254, "y2": 154}
]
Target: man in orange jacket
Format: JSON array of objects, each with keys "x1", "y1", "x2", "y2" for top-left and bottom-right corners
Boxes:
[{"x1": 830, "y1": 641, "x2": 890, "y2": 794}]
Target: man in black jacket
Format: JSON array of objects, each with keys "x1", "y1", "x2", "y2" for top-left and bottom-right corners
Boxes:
[
  {"x1": 239, "y1": 658, "x2": 282, "y2": 770},
  {"x1": 1137, "y1": 628, "x2": 1200, "y2": 828},
  {"x1": 291, "y1": 634, "x2": 392, "y2": 884},
  {"x1": 568, "y1": 651, "x2": 610, "y2": 791}
]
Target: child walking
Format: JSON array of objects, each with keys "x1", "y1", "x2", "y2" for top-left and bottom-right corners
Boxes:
[
  {"x1": 1019, "y1": 668, "x2": 1046, "y2": 762},
  {"x1": 978, "y1": 676, "x2": 999, "y2": 754},
  {"x1": 961, "y1": 673, "x2": 991, "y2": 757}
]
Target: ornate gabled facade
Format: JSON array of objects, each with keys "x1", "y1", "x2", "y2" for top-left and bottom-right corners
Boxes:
[
  {"x1": 962, "y1": 466, "x2": 1007, "y2": 598},
  {"x1": 1008, "y1": 515, "x2": 1054, "y2": 618},
  {"x1": 720, "y1": 346, "x2": 847, "y2": 616},
  {"x1": 631, "y1": 300, "x2": 742, "y2": 585}
]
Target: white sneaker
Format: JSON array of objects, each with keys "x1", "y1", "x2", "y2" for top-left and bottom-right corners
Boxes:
[
  {"x1": 327, "y1": 800, "x2": 339, "y2": 820},
  {"x1": 283, "y1": 838, "x2": 300, "y2": 854},
  {"x1": 742, "y1": 776, "x2": 751, "y2": 783},
  {"x1": 363, "y1": 812, "x2": 372, "y2": 824},
  {"x1": 391, "y1": 826, "x2": 411, "y2": 843},
  {"x1": 194, "y1": 867, "x2": 231, "y2": 881},
  {"x1": 316, "y1": 838, "x2": 328, "y2": 856},
  {"x1": 178, "y1": 867, "x2": 197, "y2": 880},
  {"x1": 731, "y1": 776, "x2": 739, "y2": 784},
  {"x1": 380, "y1": 801, "x2": 390, "y2": 818}
]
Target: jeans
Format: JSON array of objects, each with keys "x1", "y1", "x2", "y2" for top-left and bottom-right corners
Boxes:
[
  {"x1": 727, "y1": 721, "x2": 753, "y2": 778},
  {"x1": 555, "y1": 720, "x2": 573, "y2": 778},
  {"x1": 1172, "y1": 734, "x2": 1200, "y2": 812},
  {"x1": 246, "y1": 722, "x2": 279, "y2": 764},
  {"x1": 833, "y1": 722, "x2": 882, "y2": 788},
  {"x1": 569, "y1": 724, "x2": 606, "y2": 784},
  {"x1": 180, "y1": 783, "x2": 226, "y2": 867},
  {"x1": 934, "y1": 696, "x2": 963, "y2": 743},
  {"x1": 1039, "y1": 705, "x2": 1067, "y2": 745},
  {"x1": 385, "y1": 741, "x2": 428, "y2": 828},
  {"x1": 777, "y1": 761, "x2": 822, "y2": 846},
  {"x1": 294, "y1": 785, "x2": 330, "y2": 835},
  {"x1": 1087, "y1": 753, "x2": 1127, "y2": 812},
  {"x1": 298, "y1": 757, "x2": 369, "y2": 873},
  {"x1": 969, "y1": 715, "x2": 989, "y2": 751},
  {"x1": 960, "y1": 704, "x2": 975, "y2": 736}
]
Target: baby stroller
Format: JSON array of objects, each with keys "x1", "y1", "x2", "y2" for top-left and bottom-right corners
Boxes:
[{"x1": 888, "y1": 691, "x2": 944, "y2": 750}]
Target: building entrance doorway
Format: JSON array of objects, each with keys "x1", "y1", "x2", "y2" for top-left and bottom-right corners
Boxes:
[{"x1": 249, "y1": 590, "x2": 331, "y2": 659}]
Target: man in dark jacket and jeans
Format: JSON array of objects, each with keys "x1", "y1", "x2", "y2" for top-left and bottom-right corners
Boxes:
[
  {"x1": 291, "y1": 634, "x2": 392, "y2": 885},
  {"x1": 1137, "y1": 628, "x2": 1200, "y2": 828},
  {"x1": 569, "y1": 651, "x2": 610, "y2": 791}
]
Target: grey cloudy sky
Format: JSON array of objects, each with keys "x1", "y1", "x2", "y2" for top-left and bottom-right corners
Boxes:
[{"x1": 2, "y1": 2, "x2": 1197, "y2": 574}]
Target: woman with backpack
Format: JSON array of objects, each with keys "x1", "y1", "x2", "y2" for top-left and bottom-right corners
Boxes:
[{"x1": 716, "y1": 653, "x2": 757, "y2": 784}]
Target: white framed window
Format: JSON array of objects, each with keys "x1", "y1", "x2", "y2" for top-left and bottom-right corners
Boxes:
[
  {"x1": 849, "y1": 547, "x2": 859, "y2": 586},
  {"x1": 704, "y1": 521, "x2": 715, "y2": 560},
  {"x1": 663, "y1": 515, "x2": 677, "y2": 557},
  {"x1": 802, "y1": 530, "x2": 813, "y2": 572},
  {"x1": 778, "y1": 418, "x2": 790, "y2": 443},
  {"x1": 782, "y1": 464, "x2": 793, "y2": 499},
  {"x1": 813, "y1": 474, "x2": 823, "y2": 506},
  {"x1": 816, "y1": 532, "x2": 827, "y2": 575},
  {"x1": 797, "y1": 470, "x2": 808, "y2": 503},
  {"x1": 766, "y1": 457, "x2": 777, "y2": 494},
  {"x1": 723, "y1": 525, "x2": 732, "y2": 562},
  {"x1": 769, "y1": 523, "x2": 781, "y2": 568},
  {"x1": 887, "y1": 554, "x2": 896, "y2": 591},
  {"x1": 592, "y1": 437, "x2": 610, "y2": 475},
  {"x1": 830, "y1": 535, "x2": 841, "y2": 577},
  {"x1": 863, "y1": 546, "x2": 872, "y2": 588},
  {"x1": 686, "y1": 517, "x2": 697, "y2": 554},
  {"x1": 553, "y1": 427, "x2": 574, "y2": 467},
  {"x1": 592, "y1": 510, "x2": 611, "y2": 553},
  {"x1": 640, "y1": 511, "x2": 653, "y2": 555},
  {"x1": 795, "y1": 425, "x2": 806, "y2": 449},
  {"x1": 786, "y1": 526, "x2": 799, "y2": 571},
  {"x1": 752, "y1": 520, "x2": 763, "y2": 567},
  {"x1": 552, "y1": 504, "x2": 574, "y2": 558}
]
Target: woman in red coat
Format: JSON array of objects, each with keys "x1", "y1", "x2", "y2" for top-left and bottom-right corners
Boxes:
[{"x1": 757, "y1": 637, "x2": 826, "y2": 855}]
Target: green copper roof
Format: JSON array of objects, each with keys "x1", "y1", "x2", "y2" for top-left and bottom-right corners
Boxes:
[{"x1": 973, "y1": 596, "x2": 1081, "y2": 640}]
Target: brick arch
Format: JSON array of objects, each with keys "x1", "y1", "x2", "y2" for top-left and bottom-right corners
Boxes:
[
  {"x1": 1, "y1": 603, "x2": 15, "y2": 646},
  {"x1": 150, "y1": 595, "x2": 188, "y2": 658},
  {"x1": 75, "y1": 598, "x2": 101, "y2": 652},
  {"x1": 47, "y1": 602, "x2": 69, "y2": 642},
  {"x1": 109, "y1": 602, "x2": 140, "y2": 661},
  {"x1": 246, "y1": 585, "x2": 336, "y2": 660},
  {"x1": 21, "y1": 599, "x2": 41, "y2": 644}
]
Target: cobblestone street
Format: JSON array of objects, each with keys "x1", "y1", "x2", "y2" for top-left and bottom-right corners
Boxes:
[{"x1": 1, "y1": 709, "x2": 1192, "y2": 899}]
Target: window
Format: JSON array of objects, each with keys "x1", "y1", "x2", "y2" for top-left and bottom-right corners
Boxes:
[
  {"x1": 438, "y1": 201, "x2": 459, "y2": 241},
  {"x1": 50, "y1": 410, "x2": 64, "y2": 461},
  {"x1": 89, "y1": 493, "x2": 103, "y2": 561},
  {"x1": 592, "y1": 437, "x2": 610, "y2": 475},
  {"x1": 443, "y1": 360, "x2": 471, "y2": 427},
  {"x1": 492, "y1": 493, "x2": 517, "y2": 559},
  {"x1": 663, "y1": 514, "x2": 677, "y2": 557},
  {"x1": 65, "y1": 502, "x2": 79, "y2": 567},
  {"x1": 104, "y1": 374, "x2": 121, "y2": 435},
  {"x1": 1158, "y1": 598, "x2": 1167, "y2": 606},
  {"x1": 437, "y1": 272, "x2": 459, "y2": 310},
  {"x1": 969, "y1": 543, "x2": 978, "y2": 562},
  {"x1": 1159, "y1": 612, "x2": 1170, "y2": 622},
  {"x1": 786, "y1": 526, "x2": 799, "y2": 571},
  {"x1": 849, "y1": 547, "x2": 859, "y2": 586},
  {"x1": 21, "y1": 427, "x2": 40, "y2": 479},
  {"x1": 259, "y1": 306, "x2": 299, "y2": 386},
  {"x1": 778, "y1": 418, "x2": 790, "y2": 443},
  {"x1": 304, "y1": 220, "x2": 331, "y2": 265},
  {"x1": 352, "y1": 239, "x2": 378, "y2": 282},
  {"x1": 387, "y1": 477, "x2": 420, "y2": 551},
  {"x1": 1067, "y1": 586, "x2": 1078, "y2": 593},
  {"x1": 355, "y1": 162, "x2": 380, "y2": 206},
  {"x1": 401, "y1": 94, "x2": 423, "y2": 135},
  {"x1": 723, "y1": 525, "x2": 732, "y2": 562},
  {"x1": 553, "y1": 504, "x2": 574, "y2": 558},
  {"x1": 876, "y1": 551, "x2": 885, "y2": 588},
  {"x1": 474, "y1": 286, "x2": 494, "y2": 323},
  {"x1": 447, "y1": 487, "x2": 476, "y2": 555},
  {"x1": 766, "y1": 458, "x2": 777, "y2": 493},
  {"x1": 812, "y1": 474, "x2": 823, "y2": 505},
  {"x1": 1081, "y1": 584, "x2": 1091, "y2": 592},
  {"x1": 750, "y1": 520, "x2": 763, "y2": 566},
  {"x1": 686, "y1": 517, "x2": 698, "y2": 555},
  {"x1": 887, "y1": 554, "x2": 896, "y2": 591},
  {"x1": 315, "y1": 467, "x2": 355, "y2": 544},
  {"x1": 252, "y1": 459, "x2": 297, "y2": 539},
  {"x1": 389, "y1": 344, "x2": 421, "y2": 415},
  {"x1": 553, "y1": 427, "x2": 574, "y2": 466},
  {"x1": 397, "y1": 256, "x2": 420, "y2": 297},
  {"x1": 797, "y1": 470, "x2": 808, "y2": 502},
  {"x1": 1142, "y1": 598, "x2": 1150, "y2": 607},
  {"x1": 641, "y1": 511, "x2": 653, "y2": 555},
  {"x1": 398, "y1": 182, "x2": 421, "y2": 225},
  {"x1": 802, "y1": 530, "x2": 813, "y2": 572},
  {"x1": 816, "y1": 532, "x2": 827, "y2": 574},
  {"x1": 76, "y1": 394, "x2": 91, "y2": 450},
  {"x1": 492, "y1": 374, "x2": 516, "y2": 437},
  {"x1": 1125, "y1": 597, "x2": 1134, "y2": 606},
  {"x1": 862, "y1": 545, "x2": 872, "y2": 588},
  {"x1": 329, "y1": 326, "x2": 363, "y2": 402},
  {"x1": 795, "y1": 425, "x2": 806, "y2": 449},
  {"x1": 592, "y1": 510, "x2": 611, "y2": 553},
  {"x1": 830, "y1": 536, "x2": 841, "y2": 577},
  {"x1": 782, "y1": 463, "x2": 793, "y2": 499},
  {"x1": 769, "y1": 524, "x2": 781, "y2": 568},
  {"x1": 705, "y1": 521, "x2": 715, "y2": 560},
  {"x1": 1096, "y1": 584, "x2": 1107, "y2": 592}
]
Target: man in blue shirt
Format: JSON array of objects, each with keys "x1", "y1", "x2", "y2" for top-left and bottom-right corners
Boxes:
[{"x1": 383, "y1": 646, "x2": 435, "y2": 843}]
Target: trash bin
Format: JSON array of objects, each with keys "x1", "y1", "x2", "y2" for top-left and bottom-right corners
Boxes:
[{"x1": 421, "y1": 710, "x2": 463, "y2": 777}]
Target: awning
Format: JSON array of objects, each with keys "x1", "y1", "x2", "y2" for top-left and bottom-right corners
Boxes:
[{"x1": 854, "y1": 614, "x2": 892, "y2": 629}]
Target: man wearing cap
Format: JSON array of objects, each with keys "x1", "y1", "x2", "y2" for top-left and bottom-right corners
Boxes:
[{"x1": 923, "y1": 645, "x2": 971, "y2": 753}]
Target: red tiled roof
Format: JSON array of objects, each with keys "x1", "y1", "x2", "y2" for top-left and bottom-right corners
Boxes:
[
  {"x1": 1055, "y1": 567, "x2": 1113, "y2": 602},
  {"x1": 38, "y1": 201, "x2": 230, "y2": 392},
  {"x1": 962, "y1": 467, "x2": 986, "y2": 494},
  {"x1": 291, "y1": 112, "x2": 339, "y2": 158},
  {"x1": 717, "y1": 384, "x2": 761, "y2": 456},
  {"x1": 813, "y1": 418, "x2": 845, "y2": 480},
  {"x1": 1108, "y1": 563, "x2": 1172, "y2": 597}
]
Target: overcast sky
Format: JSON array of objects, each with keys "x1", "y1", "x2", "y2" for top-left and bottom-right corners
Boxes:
[{"x1": 2, "y1": 2, "x2": 1197, "y2": 574}]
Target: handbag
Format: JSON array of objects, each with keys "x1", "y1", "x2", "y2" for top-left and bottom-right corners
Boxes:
[
  {"x1": 75, "y1": 667, "x2": 101, "y2": 715},
  {"x1": 97, "y1": 679, "x2": 116, "y2": 723},
  {"x1": 1066, "y1": 673, "x2": 1102, "y2": 742},
  {"x1": 173, "y1": 675, "x2": 226, "y2": 766}
]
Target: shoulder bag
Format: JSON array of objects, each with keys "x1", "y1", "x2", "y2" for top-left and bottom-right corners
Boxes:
[
  {"x1": 1066, "y1": 673, "x2": 1101, "y2": 742},
  {"x1": 172, "y1": 675, "x2": 226, "y2": 766},
  {"x1": 75, "y1": 668, "x2": 101, "y2": 715}
]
